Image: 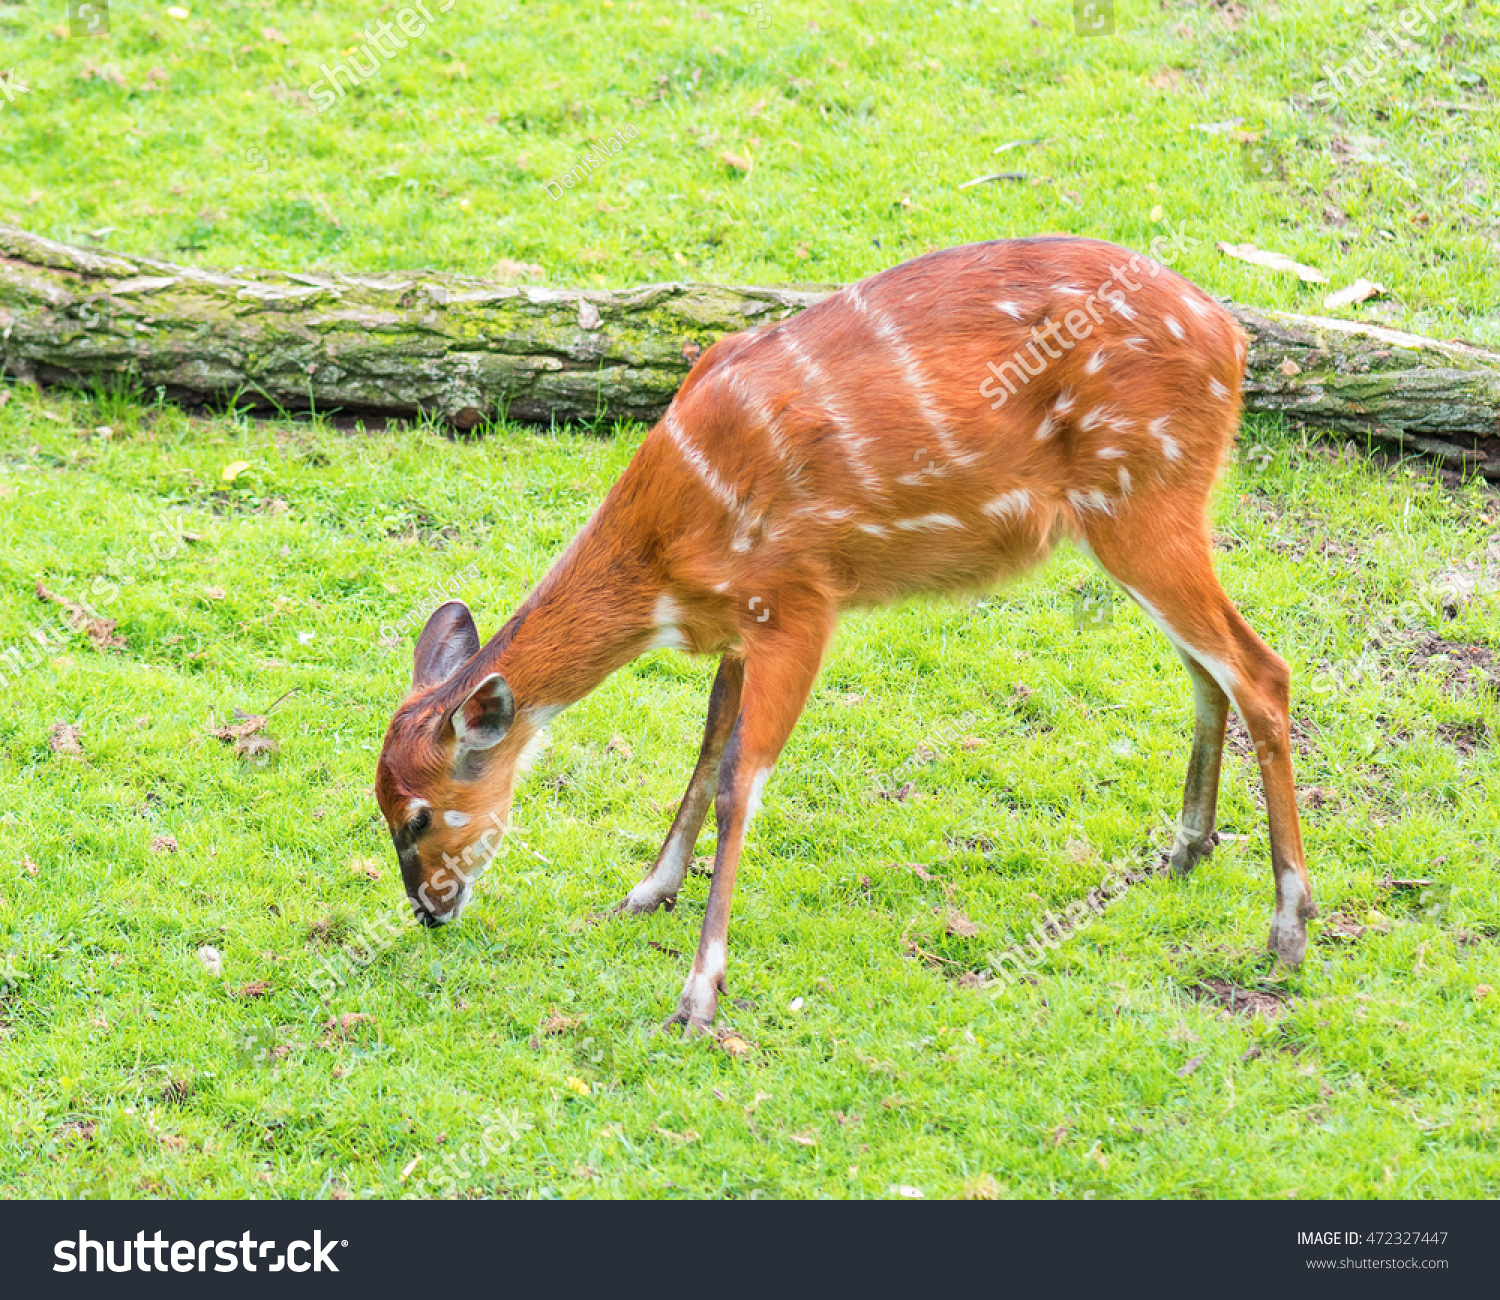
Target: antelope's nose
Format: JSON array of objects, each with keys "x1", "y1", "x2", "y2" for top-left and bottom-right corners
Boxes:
[{"x1": 409, "y1": 896, "x2": 445, "y2": 927}]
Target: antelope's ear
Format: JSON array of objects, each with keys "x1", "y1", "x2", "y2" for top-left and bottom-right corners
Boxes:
[
  {"x1": 414, "y1": 601, "x2": 481, "y2": 689},
  {"x1": 452, "y1": 672, "x2": 515, "y2": 756}
]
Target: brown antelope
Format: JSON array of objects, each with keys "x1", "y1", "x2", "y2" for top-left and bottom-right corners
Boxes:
[{"x1": 375, "y1": 237, "x2": 1314, "y2": 1032}]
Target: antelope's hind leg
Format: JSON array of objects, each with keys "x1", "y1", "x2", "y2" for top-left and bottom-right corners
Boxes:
[
  {"x1": 1084, "y1": 513, "x2": 1315, "y2": 967},
  {"x1": 617, "y1": 655, "x2": 744, "y2": 916}
]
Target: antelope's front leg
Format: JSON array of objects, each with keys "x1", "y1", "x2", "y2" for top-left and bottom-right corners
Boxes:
[
  {"x1": 669, "y1": 616, "x2": 831, "y2": 1034},
  {"x1": 619, "y1": 655, "x2": 743, "y2": 915}
]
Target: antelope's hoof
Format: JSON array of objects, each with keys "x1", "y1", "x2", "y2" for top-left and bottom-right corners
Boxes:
[
  {"x1": 666, "y1": 968, "x2": 721, "y2": 1034},
  {"x1": 1167, "y1": 831, "x2": 1218, "y2": 878},
  {"x1": 1267, "y1": 884, "x2": 1316, "y2": 969},
  {"x1": 615, "y1": 882, "x2": 677, "y2": 916},
  {"x1": 664, "y1": 1008, "x2": 717, "y2": 1038}
]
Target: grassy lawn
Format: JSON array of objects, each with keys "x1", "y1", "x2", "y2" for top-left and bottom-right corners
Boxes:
[{"x1": 1, "y1": 1, "x2": 1498, "y2": 1199}]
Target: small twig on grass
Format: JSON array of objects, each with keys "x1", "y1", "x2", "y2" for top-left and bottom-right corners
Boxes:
[{"x1": 958, "y1": 171, "x2": 1028, "y2": 189}]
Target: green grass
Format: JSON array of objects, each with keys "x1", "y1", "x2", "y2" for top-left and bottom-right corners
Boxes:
[
  {"x1": 1, "y1": 0, "x2": 1498, "y2": 1199},
  {"x1": 1, "y1": 0, "x2": 1497, "y2": 339},
  {"x1": 1, "y1": 395, "x2": 1497, "y2": 1199}
]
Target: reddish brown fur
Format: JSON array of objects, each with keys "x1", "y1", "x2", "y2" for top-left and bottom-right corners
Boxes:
[{"x1": 376, "y1": 237, "x2": 1312, "y2": 1029}]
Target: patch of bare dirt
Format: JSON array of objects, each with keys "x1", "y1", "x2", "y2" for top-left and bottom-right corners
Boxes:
[
  {"x1": 1409, "y1": 636, "x2": 1500, "y2": 696},
  {"x1": 1436, "y1": 717, "x2": 1489, "y2": 755},
  {"x1": 1188, "y1": 977, "x2": 1286, "y2": 1019}
]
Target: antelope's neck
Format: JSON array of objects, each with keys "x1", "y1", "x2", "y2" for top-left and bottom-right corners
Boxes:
[{"x1": 482, "y1": 482, "x2": 663, "y2": 714}]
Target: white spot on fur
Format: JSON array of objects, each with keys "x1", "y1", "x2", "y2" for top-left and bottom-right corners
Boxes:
[
  {"x1": 1148, "y1": 415, "x2": 1182, "y2": 461},
  {"x1": 1123, "y1": 336, "x2": 1149, "y2": 350},
  {"x1": 1096, "y1": 446, "x2": 1126, "y2": 459},
  {"x1": 894, "y1": 513, "x2": 965, "y2": 531},
  {"x1": 1083, "y1": 350, "x2": 1107, "y2": 376},
  {"x1": 703, "y1": 938, "x2": 727, "y2": 978},
  {"x1": 405, "y1": 799, "x2": 430, "y2": 818},
  {"x1": 654, "y1": 594, "x2": 683, "y2": 627},
  {"x1": 1052, "y1": 390, "x2": 1076, "y2": 417},
  {"x1": 1275, "y1": 872, "x2": 1306, "y2": 935},
  {"x1": 1117, "y1": 466, "x2": 1133, "y2": 495},
  {"x1": 647, "y1": 594, "x2": 690, "y2": 649},
  {"x1": 1165, "y1": 314, "x2": 1185, "y2": 340},
  {"x1": 1067, "y1": 488, "x2": 1114, "y2": 517},
  {"x1": 981, "y1": 488, "x2": 1033, "y2": 522},
  {"x1": 1034, "y1": 412, "x2": 1058, "y2": 441},
  {"x1": 515, "y1": 728, "x2": 550, "y2": 775},
  {"x1": 994, "y1": 300, "x2": 1025, "y2": 320},
  {"x1": 1182, "y1": 292, "x2": 1215, "y2": 319},
  {"x1": 1209, "y1": 376, "x2": 1232, "y2": 401},
  {"x1": 744, "y1": 769, "x2": 772, "y2": 824},
  {"x1": 444, "y1": 810, "x2": 472, "y2": 829},
  {"x1": 1052, "y1": 283, "x2": 1084, "y2": 294},
  {"x1": 524, "y1": 702, "x2": 566, "y2": 727},
  {"x1": 1078, "y1": 406, "x2": 1108, "y2": 432},
  {"x1": 646, "y1": 626, "x2": 689, "y2": 651}
]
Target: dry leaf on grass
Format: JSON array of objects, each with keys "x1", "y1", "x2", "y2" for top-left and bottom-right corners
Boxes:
[
  {"x1": 605, "y1": 734, "x2": 633, "y2": 759},
  {"x1": 236, "y1": 734, "x2": 280, "y2": 764},
  {"x1": 36, "y1": 583, "x2": 127, "y2": 650},
  {"x1": 149, "y1": 834, "x2": 178, "y2": 854},
  {"x1": 542, "y1": 1011, "x2": 580, "y2": 1035},
  {"x1": 48, "y1": 722, "x2": 83, "y2": 755},
  {"x1": 321, "y1": 1013, "x2": 370, "y2": 1042},
  {"x1": 1323, "y1": 913, "x2": 1367, "y2": 941},
  {"x1": 944, "y1": 908, "x2": 981, "y2": 938},
  {"x1": 236, "y1": 981, "x2": 272, "y2": 998},
  {"x1": 1216, "y1": 241, "x2": 1328, "y2": 284},
  {"x1": 564, "y1": 1076, "x2": 591, "y2": 1096},
  {"x1": 788, "y1": 1131, "x2": 818, "y2": 1147},
  {"x1": 196, "y1": 944, "x2": 222, "y2": 977},
  {"x1": 21, "y1": 854, "x2": 39, "y2": 877},
  {"x1": 348, "y1": 856, "x2": 381, "y2": 881},
  {"x1": 209, "y1": 710, "x2": 266, "y2": 742},
  {"x1": 1177, "y1": 1055, "x2": 1205, "y2": 1078},
  {"x1": 717, "y1": 1034, "x2": 751, "y2": 1057},
  {"x1": 1323, "y1": 278, "x2": 1388, "y2": 310},
  {"x1": 652, "y1": 1124, "x2": 700, "y2": 1143}
]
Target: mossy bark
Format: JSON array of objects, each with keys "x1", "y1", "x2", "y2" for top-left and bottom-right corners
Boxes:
[{"x1": 4, "y1": 223, "x2": 1499, "y2": 474}]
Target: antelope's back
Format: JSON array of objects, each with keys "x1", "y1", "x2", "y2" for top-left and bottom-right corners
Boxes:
[{"x1": 649, "y1": 238, "x2": 1248, "y2": 604}]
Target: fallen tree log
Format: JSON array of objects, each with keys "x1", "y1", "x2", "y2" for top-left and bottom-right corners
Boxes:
[{"x1": 3, "y1": 223, "x2": 1499, "y2": 476}]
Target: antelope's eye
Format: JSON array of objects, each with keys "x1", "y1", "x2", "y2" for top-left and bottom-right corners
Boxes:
[{"x1": 409, "y1": 809, "x2": 431, "y2": 836}]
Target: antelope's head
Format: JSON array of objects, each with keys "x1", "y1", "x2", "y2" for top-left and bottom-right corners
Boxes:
[{"x1": 374, "y1": 601, "x2": 540, "y2": 926}]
